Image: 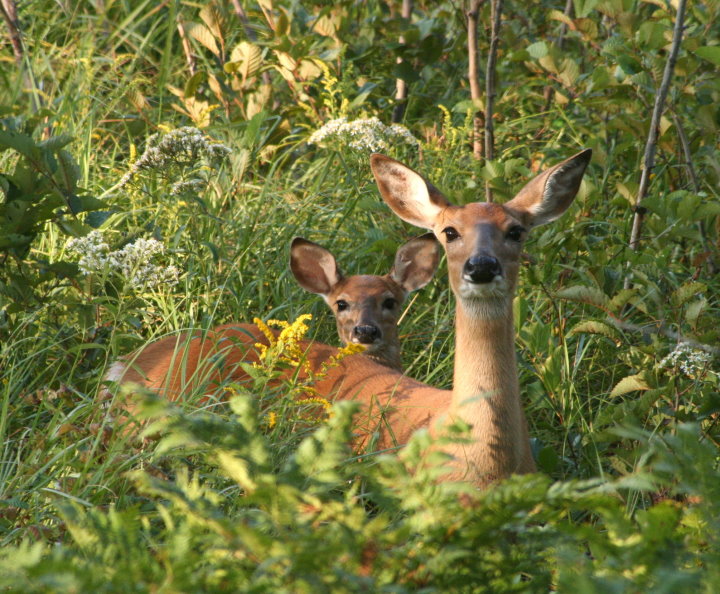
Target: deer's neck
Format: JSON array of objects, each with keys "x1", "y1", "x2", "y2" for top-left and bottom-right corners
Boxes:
[
  {"x1": 364, "y1": 344, "x2": 403, "y2": 372},
  {"x1": 447, "y1": 299, "x2": 534, "y2": 482}
]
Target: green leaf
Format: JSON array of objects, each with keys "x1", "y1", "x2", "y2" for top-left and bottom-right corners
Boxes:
[
  {"x1": 537, "y1": 446, "x2": 559, "y2": 473},
  {"x1": 694, "y1": 46, "x2": 720, "y2": 66},
  {"x1": 86, "y1": 210, "x2": 114, "y2": 228},
  {"x1": 556, "y1": 286, "x2": 609, "y2": 308},
  {"x1": 685, "y1": 298, "x2": 707, "y2": 328},
  {"x1": 527, "y1": 41, "x2": 548, "y2": 59},
  {"x1": 610, "y1": 373, "x2": 650, "y2": 398},
  {"x1": 185, "y1": 22, "x2": 219, "y2": 56},
  {"x1": 0, "y1": 233, "x2": 33, "y2": 249},
  {"x1": 227, "y1": 42, "x2": 263, "y2": 82},
  {"x1": 54, "y1": 149, "x2": 80, "y2": 193},
  {"x1": 671, "y1": 281, "x2": 706, "y2": 306},
  {"x1": 38, "y1": 134, "x2": 74, "y2": 152},
  {"x1": 393, "y1": 60, "x2": 420, "y2": 83},
  {"x1": 0, "y1": 129, "x2": 37, "y2": 158},
  {"x1": 570, "y1": 320, "x2": 620, "y2": 341},
  {"x1": 68, "y1": 195, "x2": 105, "y2": 215},
  {"x1": 184, "y1": 71, "x2": 205, "y2": 98}
]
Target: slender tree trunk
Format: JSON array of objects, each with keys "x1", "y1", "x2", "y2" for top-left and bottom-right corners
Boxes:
[
  {"x1": 392, "y1": 0, "x2": 413, "y2": 123},
  {"x1": 467, "y1": 0, "x2": 485, "y2": 161},
  {"x1": 176, "y1": 18, "x2": 197, "y2": 75},
  {"x1": 1, "y1": 0, "x2": 41, "y2": 114},
  {"x1": 0, "y1": 0, "x2": 23, "y2": 66},
  {"x1": 673, "y1": 112, "x2": 717, "y2": 274},
  {"x1": 627, "y1": 0, "x2": 687, "y2": 256},
  {"x1": 543, "y1": 0, "x2": 573, "y2": 110},
  {"x1": 484, "y1": 0, "x2": 503, "y2": 201}
]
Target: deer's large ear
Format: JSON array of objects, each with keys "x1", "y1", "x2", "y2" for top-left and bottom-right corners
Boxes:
[
  {"x1": 389, "y1": 233, "x2": 441, "y2": 293},
  {"x1": 504, "y1": 149, "x2": 592, "y2": 228},
  {"x1": 370, "y1": 154, "x2": 451, "y2": 229},
  {"x1": 290, "y1": 237, "x2": 342, "y2": 298}
]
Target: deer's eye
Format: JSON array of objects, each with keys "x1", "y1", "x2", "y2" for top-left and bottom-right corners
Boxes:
[
  {"x1": 506, "y1": 226, "x2": 525, "y2": 242},
  {"x1": 336, "y1": 300, "x2": 349, "y2": 312},
  {"x1": 442, "y1": 227, "x2": 460, "y2": 243},
  {"x1": 382, "y1": 298, "x2": 397, "y2": 310}
]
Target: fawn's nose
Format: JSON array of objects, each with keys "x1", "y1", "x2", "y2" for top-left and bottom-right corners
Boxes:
[
  {"x1": 353, "y1": 325, "x2": 381, "y2": 344},
  {"x1": 463, "y1": 256, "x2": 502, "y2": 284}
]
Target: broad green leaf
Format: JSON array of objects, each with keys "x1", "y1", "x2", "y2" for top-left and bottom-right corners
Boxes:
[
  {"x1": 570, "y1": 320, "x2": 620, "y2": 341},
  {"x1": 694, "y1": 46, "x2": 720, "y2": 66},
  {"x1": 526, "y1": 41, "x2": 548, "y2": 59},
  {"x1": 638, "y1": 21, "x2": 666, "y2": 50},
  {"x1": 297, "y1": 59, "x2": 322, "y2": 81},
  {"x1": 185, "y1": 22, "x2": 220, "y2": 56},
  {"x1": 539, "y1": 55, "x2": 558, "y2": 74},
  {"x1": 54, "y1": 149, "x2": 80, "y2": 193},
  {"x1": 199, "y1": 4, "x2": 224, "y2": 42},
  {"x1": 671, "y1": 281, "x2": 706, "y2": 306},
  {"x1": 68, "y1": 194, "x2": 105, "y2": 215},
  {"x1": 0, "y1": 233, "x2": 33, "y2": 249},
  {"x1": 184, "y1": 71, "x2": 205, "y2": 98},
  {"x1": 548, "y1": 9, "x2": 573, "y2": 26},
  {"x1": 676, "y1": 193, "x2": 701, "y2": 221},
  {"x1": 0, "y1": 129, "x2": 37, "y2": 158},
  {"x1": 556, "y1": 286, "x2": 609, "y2": 308},
  {"x1": 685, "y1": 298, "x2": 707, "y2": 328},
  {"x1": 229, "y1": 42, "x2": 263, "y2": 82},
  {"x1": 559, "y1": 59, "x2": 580, "y2": 87},
  {"x1": 38, "y1": 133, "x2": 74, "y2": 151},
  {"x1": 695, "y1": 202, "x2": 720, "y2": 219},
  {"x1": 610, "y1": 373, "x2": 650, "y2": 398},
  {"x1": 313, "y1": 14, "x2": 337, "y2": 38},
  {"x1": 609, "y1": 288, "x2": 636, "y2": 311},
  {"x1": 273, "y1": 50, "x2": 296, "y2": 72}
]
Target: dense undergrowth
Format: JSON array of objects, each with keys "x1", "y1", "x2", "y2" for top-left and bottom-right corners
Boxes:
[{"x1": 0, "y1": 0, "x2": 718, "y2": 590}]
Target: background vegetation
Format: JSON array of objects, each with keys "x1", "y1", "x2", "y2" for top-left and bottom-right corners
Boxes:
[{"x1": 0, "y1": 0, "x2": 718, "y2": 590}]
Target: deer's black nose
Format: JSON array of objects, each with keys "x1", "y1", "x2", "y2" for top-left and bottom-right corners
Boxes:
[
  {"x1": 463, "y1": 256, "x2": 501, "y2": 284},
  {"x1": 353, "y1": 325, "x2": 380, "y2": 344}
]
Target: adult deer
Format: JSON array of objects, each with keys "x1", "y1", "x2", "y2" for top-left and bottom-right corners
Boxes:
[
  {"x1": 109, "y1": 149, "x2": 591, "y2": 487},
  {"x1": 290, "y1": 234, "x2": 440, "y2": 371}
]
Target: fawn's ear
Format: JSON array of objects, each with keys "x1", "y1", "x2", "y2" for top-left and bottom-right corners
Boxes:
[
  {"x1": 389, "y1": 233, "x2": 441, "y2": 293},
  {"x1": 504, "y1": 149, "x2": 592, "y2": 227},
  {"x1": 290, "y1": 237, "x2": 342, "y2": 297},
  {"x1": 371, "y1": 154, "x2": 451, "y2": 230}
]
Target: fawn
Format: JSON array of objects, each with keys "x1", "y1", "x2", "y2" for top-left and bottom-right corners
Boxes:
[{"x1": 290, "y1": 234, "x2": 439, "y2": 371}]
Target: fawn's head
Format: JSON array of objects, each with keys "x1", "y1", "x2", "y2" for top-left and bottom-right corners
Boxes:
[
  {"x1": 290, "y1": 234, "x2": 440, "y2": 368},
  {"x1": 371, "y1": 150, "x2": 592, "y2": 318}
]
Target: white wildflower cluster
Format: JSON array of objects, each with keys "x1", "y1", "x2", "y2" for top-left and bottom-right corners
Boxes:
[
  {"x1": 170, "y1": 178, "x2": 206, "y2": 196},
  {"x1": 658, "y1": 342, "x2": 714, "y2": 378},
  {"x1": 67, "y1": 231, "x2": 180, "y2": 289},
  {"x1": 308, "y1": 117, "x2": 420, "y2": 153},
  {"x1": 119, "y1": 126, "x2": 232, "y2": 188}
]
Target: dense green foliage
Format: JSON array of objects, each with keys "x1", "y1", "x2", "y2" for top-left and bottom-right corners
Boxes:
[{"x1": 1, "y1": 0, "x2": 718, "y2": 590}]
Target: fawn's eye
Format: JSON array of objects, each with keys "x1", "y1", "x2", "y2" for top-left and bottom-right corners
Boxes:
[
  {"x1": 442, "y1": 227, "x2": 460, "y2": 243},
  {"x1": 506, "y1": 226, "x2": 525, "y2": 242},
  {"x1": 382, "y1": 298, "x2": 397, "y2": 310},
  {"x1": 335, "y1": 300, "x2": 349, "y2": 312}
]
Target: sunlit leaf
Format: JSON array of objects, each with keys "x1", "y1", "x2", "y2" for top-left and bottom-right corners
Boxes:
[
  {"x1": 610, "y1": 373, "x2": 650, "y2": 398},
  {"x1": 185, "y1": 22, "x2": 220, "y2": 56}
]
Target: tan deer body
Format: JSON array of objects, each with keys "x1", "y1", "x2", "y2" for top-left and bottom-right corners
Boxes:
[{"x1": 109, "y1": 150, "x2": 591, "y2": 487}]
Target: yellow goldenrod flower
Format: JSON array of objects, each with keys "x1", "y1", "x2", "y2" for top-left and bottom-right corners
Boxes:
[
  {"x1": 265, "y1": 411, "x2": 277, "y2": 429},
  {"x1": 253, "y1": 317, "x2": 277, "y2": 346}
]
